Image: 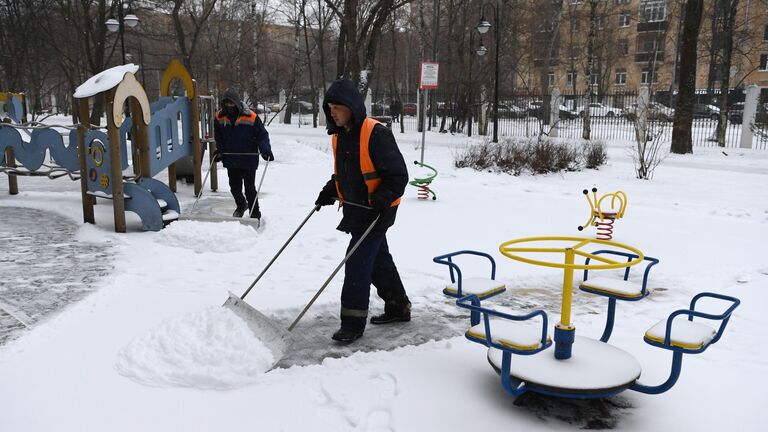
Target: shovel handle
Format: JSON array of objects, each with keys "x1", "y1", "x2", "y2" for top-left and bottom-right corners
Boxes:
[
  {"x1": 288, "y1": 216, "x2": 380, "y2": 331},
  {"x1": 190, "y1": 157, "x2": 217, "y2": 212},
  {"x1": 239, "y1": 204, "x2": 320, "y2": 300},
  {"x1": 332, "y1": 197, "x2": 373, "y2": 210}
]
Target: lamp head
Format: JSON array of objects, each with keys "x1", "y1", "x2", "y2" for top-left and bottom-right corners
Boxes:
[
  {"x1": 476, "y1": 18, "x2": 491, "y2": 34},
  {"x1": 105, "y1": 17, "x2": 119, "y2": 32}
]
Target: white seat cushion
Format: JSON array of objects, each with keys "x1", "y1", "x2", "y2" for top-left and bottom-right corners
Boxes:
[
  {"x1": 467, "y1": 318, "x2": 550, "y2": 351},
  {"x1": 580, "y1": 276, "x2": 647, "y2": 298},
  {"x1": 444, "y1": 277, "x2": 505, "y2": 298},
  {"x1": 645, "y1": 319, "x2": 716, "y2": 349}
]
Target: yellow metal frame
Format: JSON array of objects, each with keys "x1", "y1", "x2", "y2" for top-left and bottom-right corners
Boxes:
[
  {"x1": 580, "y1": 188, "x2": 628, "y2": 230},
  {"x1": 499, "y1": 236, "x2": 644, "y2": 328}
]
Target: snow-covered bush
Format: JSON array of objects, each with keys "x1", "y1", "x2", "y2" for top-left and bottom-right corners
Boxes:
[{"x1": 455, "y1": 137, "x2": 606, "y2": 175}]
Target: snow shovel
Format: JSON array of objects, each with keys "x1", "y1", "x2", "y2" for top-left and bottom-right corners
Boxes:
[
  {"x1": 223, "y1": 199, "x2": 379, "y2": 366},
  {"x1": 179, "y1": 154, "x2": 268, "y2": 227}
]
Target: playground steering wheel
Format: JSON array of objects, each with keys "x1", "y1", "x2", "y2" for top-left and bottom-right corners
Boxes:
[
  {"x1": 499, "y1": 236, "x2": 644, "y2": 330},
  {"x1": 499, "y1": 236, "x2": 643, "y2": 271}
]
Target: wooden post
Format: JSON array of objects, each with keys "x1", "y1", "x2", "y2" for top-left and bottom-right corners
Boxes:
[
  {"x1": 106, "y1": 90, "x2": 126, "y2": 233},
  {"x1": 191, "y1": 81, "x2": 203, "y2": 197},
  {"x1": 5, "y1": 147, "x2": 18, "y2": 195},
  {"x1": 209, "y1": 141, "x2": 218, "y2": 192},
  {"x1": 77, "y1": 99, "x2": 95, "y2": 224}
]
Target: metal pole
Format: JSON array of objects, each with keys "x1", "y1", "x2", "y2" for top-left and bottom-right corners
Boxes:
[
  {"x1": 420, "y1": 89, "x2": 428, "y2": 163},
  {"x1": 493, "y1": 1, "x2": 500, "y2": 143},
  {"x1": 119, "y1": 0, "x2": 126, "y2": 64}
]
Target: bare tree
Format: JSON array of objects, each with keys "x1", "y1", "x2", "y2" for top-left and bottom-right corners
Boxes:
[{"x1": 671, "y1": 0, "x2": 704, "y2": 154}]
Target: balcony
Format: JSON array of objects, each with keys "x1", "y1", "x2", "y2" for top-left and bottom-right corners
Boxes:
[{"x1": 637, "y1": 20, "x2": 668, "y2": 32}]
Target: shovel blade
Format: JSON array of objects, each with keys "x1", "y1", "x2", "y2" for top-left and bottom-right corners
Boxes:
[{"x1": 223, "y1": 292, "x2": 292, "y2": 364}]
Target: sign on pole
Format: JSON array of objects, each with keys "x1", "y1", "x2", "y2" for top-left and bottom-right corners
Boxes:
[{"x1": 419, "y1": 62, "x2": 439, "y2": 89}]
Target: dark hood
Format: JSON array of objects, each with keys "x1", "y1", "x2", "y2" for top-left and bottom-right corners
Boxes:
[
  {"x1": 322, "y1": 79, "x2": 367, "y2": 135},
  {"x1": 220, "y1": 89, "x2": 251, "y2": 115}
]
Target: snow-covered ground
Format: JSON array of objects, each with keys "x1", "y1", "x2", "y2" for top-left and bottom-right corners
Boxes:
[{"x1": 1, "y1": 120, "x2": 766, "y2": 431}]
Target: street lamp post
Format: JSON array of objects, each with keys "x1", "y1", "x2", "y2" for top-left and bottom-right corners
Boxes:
[
  {"x1": 105, "y1": 0, "x2": 139, "y2": 65},
  {"x1": 476, "y1": 1, "x2": 500, "y2": 143},
  {"x1": 469, "y1": 33, "x2": 488, "y2": 137}
]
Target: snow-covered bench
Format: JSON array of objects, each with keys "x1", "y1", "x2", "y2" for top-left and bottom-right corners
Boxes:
[
  {"x1": 579, "y1": 250, "x2": 659, "y2": 300},
  {"x1": 643, "y1": 292, "x2": 740, "y2": 354},
  {"x1": 457, "y1": 294, "x2": 551, "y2": 354},
  {"x1": 433, "y1": 250, "x2": 506, "y2": 300}
]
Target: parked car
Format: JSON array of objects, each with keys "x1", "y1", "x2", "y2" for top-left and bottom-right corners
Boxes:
[
  {"x1": 577, "y1": 102, "x2": 623, "y2": 117},
  {"x1": 402, "y1": 102, "x2": 418, "y2": 116},
  {"x1": 371, "y1": 101, "x2": 390, "y2": 116},
  {"x1": 728, "y1": 101, "x2": 768, "y2": 124},
  {"x1": 625, "y1": 102, "x2": 674, "y2": 122},
  {"x1": 727, "y1": 102, "x2": 745, "y2": 124},
  {"x1": 497, "y1": 102, "x2": 527, "y2": 118},
  {"x1": 290, "y1": 100, "x2": 313, "y2": 114},
  {"x1": 693, "y1": 104, "x2": 720, "y2": 121},
  {"x1": 526, "y1": 100, "x2": 579, "y2": 120}
]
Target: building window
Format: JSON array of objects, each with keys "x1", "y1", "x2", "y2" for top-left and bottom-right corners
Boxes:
[
  {"x1": 764, "y1": 25, "x2": 768, "y2": 41},
  {"x1": 619, "y1": 11, "x2": 631, "y2": 28},
  {"x1": 637, "y1": 35, "x2": 664, "y2": 54},
  {"x1": 615, "y1": 69, "x2": 627, "y2": 85},
  {"x1": 570, "y1": 15, "x2": 581, "y2": 33},
  {"x1": 615, "y1": 0, "x2": 630, "y2": 4},
  {"x1": 596, "y1": 15, "x2": 605, "y2": 30},
  {"x1": 641, "y1": 68, "x2": 659, "y2": 84},
  {"x1": 567, "y1": 72, "x2": 577, "y2": 86},
  {"x1": 639, "y1": 0, "x2": 666, "y2": 23},
  {"x1": 590, "y1": 73, "x2": 600, "y2": 85},
  {"x1": 761, "y1": 54, "x2": 768, "y2": 71},
  {"x1": 619, "y1": 39, "x2": 630, "y2": 56},
  {"x1": 548, "y1": 72, "x2": 555, "y2": 86}
]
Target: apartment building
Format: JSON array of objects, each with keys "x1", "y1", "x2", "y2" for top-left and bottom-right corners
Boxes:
[{"x1": 524, "y1": 0, "x2": 768, "y2": 95}]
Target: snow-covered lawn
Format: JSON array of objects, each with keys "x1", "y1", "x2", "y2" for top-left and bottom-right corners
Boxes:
[{"x1": 1, "y1": 122, "x2": 766, "y2": 431}]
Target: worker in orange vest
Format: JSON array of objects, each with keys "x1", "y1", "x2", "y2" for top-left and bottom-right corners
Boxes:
[{"x1": 315, "y1": 79, "x2": 411, "y2": 343}]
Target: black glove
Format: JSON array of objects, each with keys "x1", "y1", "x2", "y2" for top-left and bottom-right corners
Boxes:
[
  {"x1": 261, "y1": 150, "x2": 274, "y2": 161},
  {"x1": 315, "y1": 189, "x2": 336, "y2": 208},
  {"x1": 369, "y1": 195, "x2": 390, "y2": 219},
  {"x1": 212, "y1": 149, "x2": 222, "y2": 163}
]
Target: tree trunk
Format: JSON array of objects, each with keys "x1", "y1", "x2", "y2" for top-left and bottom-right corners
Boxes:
[
  {"x1": 671, "y1": 0, "x2": 704, "y2": 154},
  {"x1": 716, "y1": 0, "x2": 738, "y2": 147}
]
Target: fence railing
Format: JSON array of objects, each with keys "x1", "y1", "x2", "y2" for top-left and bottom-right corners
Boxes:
[{"x1": 247, "y1": 86, "x2": 764, "y2": 150}]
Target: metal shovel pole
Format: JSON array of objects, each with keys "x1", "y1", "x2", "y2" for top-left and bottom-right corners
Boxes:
[
  {"x1": 288, "y1": 210, "x2": 379, "y2": 331},
  {"x1": 236, "y1": 204, "x2": 320, "y2": 301},
  {"x1": 248, "y1": 158, "x2": 269, "y2": 217},
  {"x1": 190, "y1": 158, "x2": 217, "y2": 212}
]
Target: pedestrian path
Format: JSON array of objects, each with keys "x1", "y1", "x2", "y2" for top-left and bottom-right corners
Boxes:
[{"x1": 0, "y1": 207, "x2": 114, "y2": 346}]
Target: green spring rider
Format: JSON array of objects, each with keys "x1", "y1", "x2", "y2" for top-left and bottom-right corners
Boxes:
[{"x1": 409, "y1": 160, "x2": 438, "y2": 200}]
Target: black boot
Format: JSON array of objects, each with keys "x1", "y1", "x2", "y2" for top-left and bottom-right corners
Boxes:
[
  {"x1": 331, "y1": 327, "x2": 364, "y2": 343},
  {"x1": 232, "y1": 206, "x2": 247, "y2": 218},
  {"x1": 250, "y1": 208, "x2": 261, "y2": 219},
  {"x1": 370, "y1": 301, "x2": 411, "y2": 325}
]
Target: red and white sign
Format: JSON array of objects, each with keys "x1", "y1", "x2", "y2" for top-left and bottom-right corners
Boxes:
[{"x1": 419, "y1": 62, "x2": 439, "y2": 89}]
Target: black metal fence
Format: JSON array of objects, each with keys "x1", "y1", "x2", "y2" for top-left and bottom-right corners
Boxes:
[{"x1": 248, "y1": 86, "x2": 761, "y2": 149}]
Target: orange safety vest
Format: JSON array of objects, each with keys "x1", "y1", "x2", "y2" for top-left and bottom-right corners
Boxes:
[
  {"x1": 216, "y1": 110, "x2": 257, "y2": 126},
  {"x1": 332, "y1": 118, "x2": 401, "y2": 207}
]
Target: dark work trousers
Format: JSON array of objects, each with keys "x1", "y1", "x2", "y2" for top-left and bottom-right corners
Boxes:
[
  {"x1": 340, "y1": 229, "x2": 408, "y2": 332},
  {"x1": 227, "y1": 167, "x2": 258, "y2": 212}
]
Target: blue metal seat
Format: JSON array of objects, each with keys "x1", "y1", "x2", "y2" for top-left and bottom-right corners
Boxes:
[
  {"x1": 631, "y1": 292, "x2": 740, "y2": 395},
  {"x1": 579, "y1": 249, "x2": 659, "y2": 342},
  {"x1": 433, "y1": 250, "x2": 506, "y2": 300}
]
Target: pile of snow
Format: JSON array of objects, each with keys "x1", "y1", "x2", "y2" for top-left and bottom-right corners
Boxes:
[
  {"x1": 156, "y1": 220, "x2": 259, "y2": 253},
  {"x1": 115, "y1": 307, "x2": 274, "y2": 389},
  {"x1": 73, "y1": 64, "x2": 140, "y2": 98}
]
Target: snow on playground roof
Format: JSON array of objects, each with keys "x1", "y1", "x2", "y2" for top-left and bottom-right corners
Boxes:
[{"x1": 74, "y1": 64, "x2": 140, "y2": 99}]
